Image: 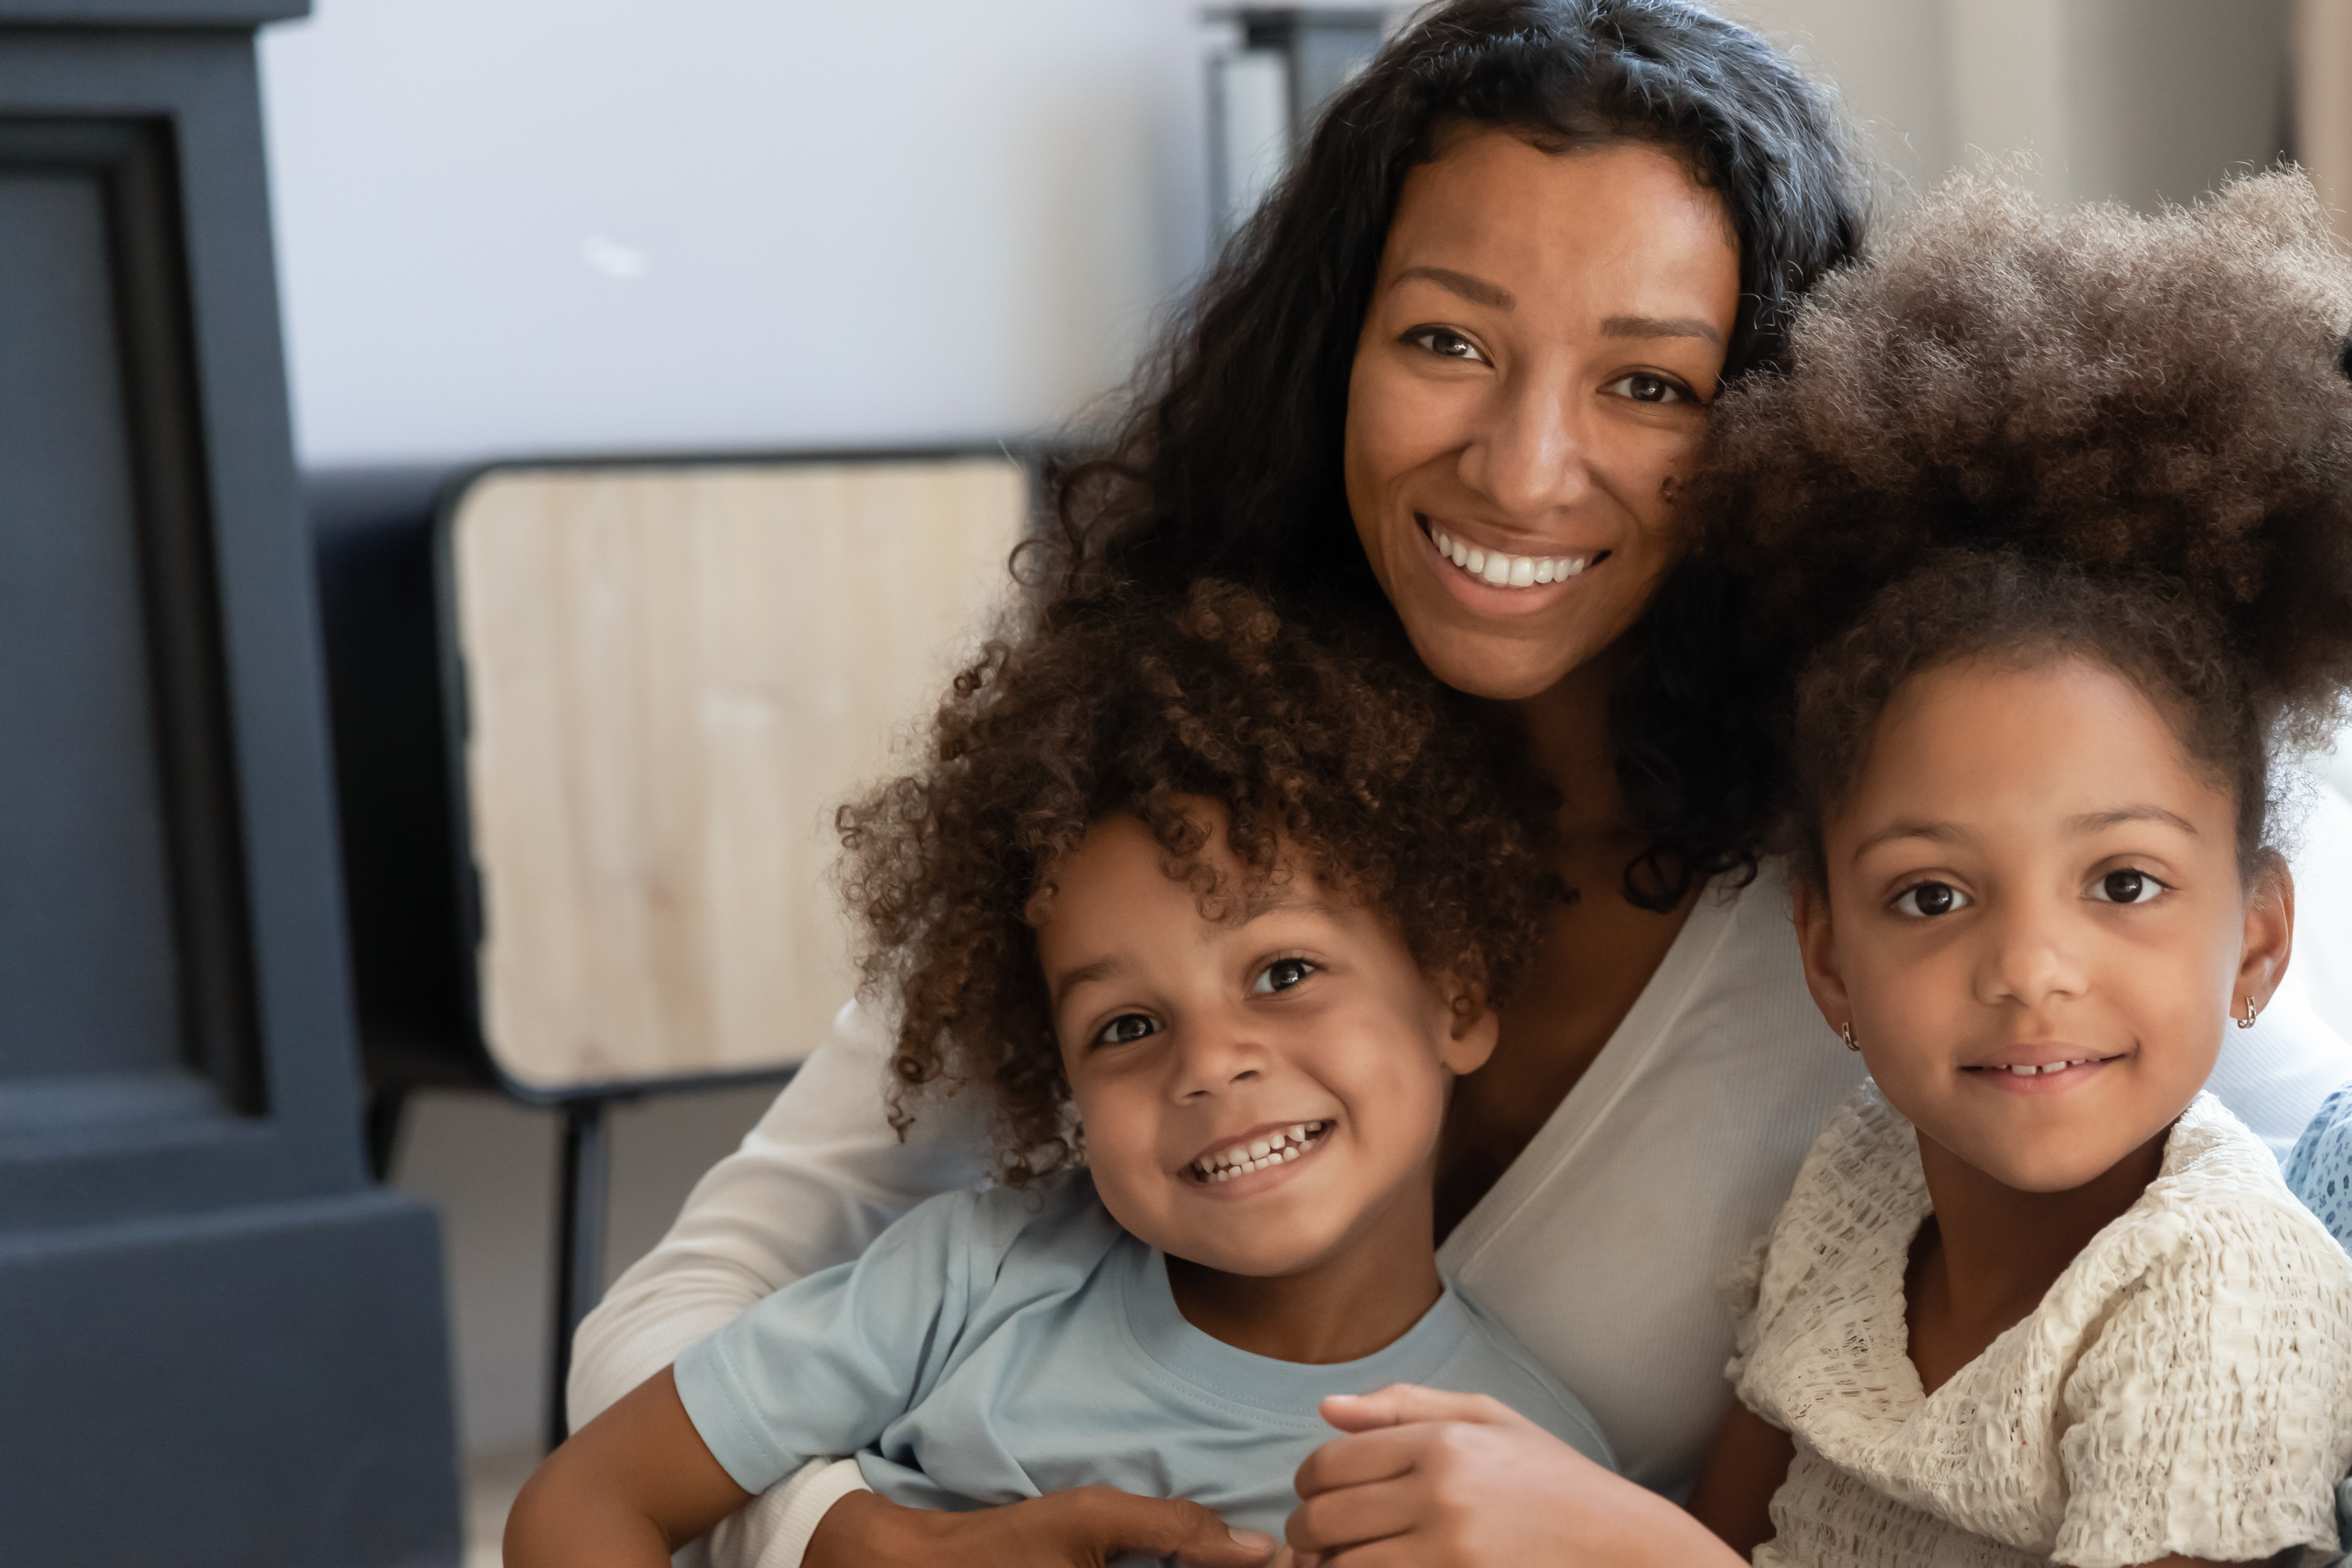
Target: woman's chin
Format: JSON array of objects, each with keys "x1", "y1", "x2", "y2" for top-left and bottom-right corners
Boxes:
[{"x1": 1400, "y1": 617, "x2": 1587, "y2": 702}]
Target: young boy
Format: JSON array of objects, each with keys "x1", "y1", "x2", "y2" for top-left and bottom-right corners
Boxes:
[{"x1": 505, "y1": 581, "x2": 1611, "y2": 1566}]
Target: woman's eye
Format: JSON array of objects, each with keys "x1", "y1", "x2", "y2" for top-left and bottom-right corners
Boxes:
[
  {"x1": 1252, "y1": 957, "x2": 1317, "y2": 995},
  {"x1": 1405, "y1": 327, "x2": 1487, "y2": 364},
  {"x1": 1094, "y1": 1014, "x2": 1158, "y2": 1047},
  {"x1": 2090, "y1": 869, "x2": 2166, "y2": 905},
  {"x1": 1892, "y1": 881, "x2": 1970, "y2": 918},
  {"x1": 1603, "y1": 372, "x2": 1689, "y2": 405}
]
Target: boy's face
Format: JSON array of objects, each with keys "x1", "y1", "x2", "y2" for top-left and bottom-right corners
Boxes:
[
  {"x1": 1796, "y1": 657, "x2": 2291, "y2": 1193},
  {"x1": 1035, "y1": 806, "x2": 1496, "y2": 1278}
]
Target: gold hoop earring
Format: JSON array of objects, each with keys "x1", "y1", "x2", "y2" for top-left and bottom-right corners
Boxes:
[
  {"x1": 1840, "y1": 1021, "x2": 1861, "y2": 1052},
  {"x1": 2238, "y1": 997, "x2": 2258, "y2": 1030}
]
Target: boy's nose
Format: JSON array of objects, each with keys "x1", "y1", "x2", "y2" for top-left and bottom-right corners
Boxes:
[{"x1": 1169, "y1": 1019, "x2": 1267, "y2": 1100}]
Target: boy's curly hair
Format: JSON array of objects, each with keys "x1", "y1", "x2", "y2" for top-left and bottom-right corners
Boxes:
[
  {"x1": 1683, "y1": 170, "x2": 2352, "y2": 873},
  {"x1": 834, "y1": 580, "x2": 1561, "y2": 1186}
]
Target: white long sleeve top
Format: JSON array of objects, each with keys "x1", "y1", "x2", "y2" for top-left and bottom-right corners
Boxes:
[{"x1": 570, "y1": 835, "x2": 2352, "y2": 1568}]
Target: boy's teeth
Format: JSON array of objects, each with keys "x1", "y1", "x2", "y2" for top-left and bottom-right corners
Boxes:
[
  {"x1": 2001, "y1": 1059, "x2": 2090, "y2": 1076},
  {"x1": 1195, "y1": 1120, "x2": 1329, "y2": 1179},
  {"x1": 1429, "y1": 527, "x2": 1589, "y2": 591}
]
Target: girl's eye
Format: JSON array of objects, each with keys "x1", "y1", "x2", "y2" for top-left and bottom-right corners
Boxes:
[
  {"x1": 1602, "y1": 372, "x2": 1690, "y2": 405},
  {"x1": 1094, "y1": 1014, "x2": 1158, "y2": 1047},
  {"x1": 1893, "y1": 881, "x2": 1970, "y2": 918},
  {"x1": 1405, "y1": 327, "x2": 1487, "y2": 364},
  {"x1": 1252, "y1": 957, "x2": 1317, "y2": 995},
  {"x1": 2090, "y1": 869, "x2": 2166, "y2": 905}
]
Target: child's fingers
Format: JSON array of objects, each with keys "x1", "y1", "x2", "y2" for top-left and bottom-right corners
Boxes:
[{"x1": 1316, "y1": 1383, "x2": 1521, "y2": 1434}]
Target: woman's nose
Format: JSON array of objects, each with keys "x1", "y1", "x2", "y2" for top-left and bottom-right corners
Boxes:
[{"x1": 1457, "y1": 368, "x2": 1592, "y2": 518}]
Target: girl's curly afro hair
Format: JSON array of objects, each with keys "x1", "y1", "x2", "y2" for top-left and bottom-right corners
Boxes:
[
  {"x1": 835, "y1": 579, "x2": 1561, "y2": 1186},
  {"x1": 1685, "y1": 170, "x2": 2352, "y2": 866}
]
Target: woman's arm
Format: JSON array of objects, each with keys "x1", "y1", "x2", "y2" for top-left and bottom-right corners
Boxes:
[
  {"x1": 568, "y1": 1000, "x2": 994, "y2": 1428},
  {"x1": 1683, "y1": 1401, "x2": 1794, "y2": 1557},
  {"x1": 1283, "y1": 1386, "x2": 1747, "y2": 1567},
  {"x1": 505, "y1": 1367, "x2": 754, "y2": 1568}
]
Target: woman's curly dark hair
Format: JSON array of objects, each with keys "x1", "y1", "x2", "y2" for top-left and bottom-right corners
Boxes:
[
  {"x1": 1685, "y1": 171, "x2": 2352, "y2": 879},
  {"x1": 1028, "y1": 0, "x2": 1864, "y2": 911},
  {"x1": 835, "y1": 581, "x2": 1561, "y2": 1186}
]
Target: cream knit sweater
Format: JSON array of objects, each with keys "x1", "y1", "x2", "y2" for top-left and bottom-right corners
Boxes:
[{"x1": 1729, "y1": 1085, "x2": 2352, "y2": 1567}]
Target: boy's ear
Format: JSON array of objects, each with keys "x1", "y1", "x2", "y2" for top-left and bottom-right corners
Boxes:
[
  {"x1": 1441, "y1": 984, "x2": 1501, "y2": 1075},
  {"x1": 2237, "y1": 852, "x2": 2296, "y2": 1016},
  {"x1": 1789, "y1": 877, "x2": 1854, "y2": 1039}
]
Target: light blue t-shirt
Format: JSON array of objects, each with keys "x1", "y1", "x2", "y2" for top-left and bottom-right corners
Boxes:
[{"x1": 674, "y1": 1170, "x2": 1613, "y2": 1545}]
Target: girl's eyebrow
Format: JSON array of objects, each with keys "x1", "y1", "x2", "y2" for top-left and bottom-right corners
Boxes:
[
  {"x1": 1850, "y1": 819, "x2": 1969, "y2": 862},
  {"x1": 2067, "y1": 804, "x2": 2198, "y2": 836}
]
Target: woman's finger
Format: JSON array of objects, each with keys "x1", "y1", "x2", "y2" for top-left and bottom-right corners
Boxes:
[
  {"x1": 1038, "y1": 1485, "x2": 1279, "y2": 1566},
  {"x1": 1316, "y1": 1384, "x2": 1521, "y2": 1434}
]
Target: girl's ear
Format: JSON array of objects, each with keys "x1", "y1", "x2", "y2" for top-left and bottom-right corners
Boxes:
[
  {"x1": 1440, "y1": 984, "x2": 1501, "y2": 1076},
  {"x1": 1790, "y1": 876, "x2": 1855, "y2": 1038},
  {"x1": 2236, "y1": 852, "x2": 2296, "y2": 1016}
]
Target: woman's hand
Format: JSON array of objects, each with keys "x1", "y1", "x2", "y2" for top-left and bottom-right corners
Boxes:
[
  {"x1": 805, "y1": 1485, "x2": 1281, "y2": 1568},
  {"x1": 1284, "y1": 1385, "x2": 1747, "y2": 1567}
]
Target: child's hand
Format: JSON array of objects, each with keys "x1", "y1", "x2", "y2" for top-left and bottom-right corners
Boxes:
[
  {"x1": 1284, "y1": 1384, "x2": 1746, "y2": 1567},
  {"x1": 805, "y1": 1485, "x2": 1280, "y2": 1567}
]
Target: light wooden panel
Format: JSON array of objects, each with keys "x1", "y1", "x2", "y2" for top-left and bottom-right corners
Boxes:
[{"x1": 450, "y1": 459, "x2": 1028, "y2": 1092}]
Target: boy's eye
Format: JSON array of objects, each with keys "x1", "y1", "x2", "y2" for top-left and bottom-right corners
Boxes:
[
  {"x1": 1252, "y1": 957, "x2": 1317, "y2": 995},
  {"x1": 1095, "y1": 1013, "x2": 1159, "y2": 1047},
  {"x1": 2089, "y1": 868, "x2": 2166, "y2": 905},
  {"x1": 1893, "y1": 881, "x2": 1969, "y2": 918}
]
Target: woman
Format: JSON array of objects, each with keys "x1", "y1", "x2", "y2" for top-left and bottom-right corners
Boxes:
[{"x1": 569, "y1": 3, "x2": 2352, "y2": 1562}]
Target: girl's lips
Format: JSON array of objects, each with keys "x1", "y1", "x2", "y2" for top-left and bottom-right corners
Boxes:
[
  {"x1": 1964, "y1": 1054, "x2": 2121, "y2": 1095},
  {"x1": 1414, "y1": 514, "x2": 1605, "y2": 613}
]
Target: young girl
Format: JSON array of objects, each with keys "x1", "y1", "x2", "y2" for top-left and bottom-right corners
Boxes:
[
  {"x1": 1678, "y1": 171, "x2": 2352, "y2": 1565},
  {"x1": 504, "y1": 581, "x2": 1611, "y2": 1566}
]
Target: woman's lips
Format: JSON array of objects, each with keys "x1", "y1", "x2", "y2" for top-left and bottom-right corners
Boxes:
[{"x1": 1417, "y1": 514, "x2": 1606, "y2": 603}]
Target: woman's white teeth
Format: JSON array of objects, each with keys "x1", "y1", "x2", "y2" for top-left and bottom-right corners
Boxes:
[
  {"x1": 1195, "y1": 1120, "x2": 1330, "y2": 1182},
  {"x1": 1431, "y1": 527, "x2": 1588, "y2": 590}
]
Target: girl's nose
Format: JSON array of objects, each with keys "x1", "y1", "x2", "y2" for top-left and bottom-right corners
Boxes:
[
  {"x1": 1457, "y1": 369, "x2": 1593, "y2": 519},
  {"x1": 1975, "y1": 894, "x2": 2089, "y2": 1010}
]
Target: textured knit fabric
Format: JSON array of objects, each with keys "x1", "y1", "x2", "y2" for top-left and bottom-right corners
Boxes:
[
  {"x1": 573, "y1": 836, "x2": 2352, "y2": 1568},
  {"x1": 2286, "y1": 1082, "x2": 2352, "y2": 1249},
  {"x1": 672, "y1": 1170, "x2": 1610, "y2": 1557},
  {"x1": 1728, "y1": 1084, "x2": 2352, "y2": 1568}
]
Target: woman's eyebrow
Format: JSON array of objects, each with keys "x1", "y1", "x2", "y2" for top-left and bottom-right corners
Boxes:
[
  {"x1": 1390, "y1": 265, "x2": 1514, "y2": 310},
  {"x1": 1601, "y1": 313, "x2": 1724, "y2": 346}
]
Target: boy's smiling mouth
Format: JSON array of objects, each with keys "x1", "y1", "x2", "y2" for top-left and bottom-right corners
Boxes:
[{"x1": 1187, "y1": 1120, "x2": 1333, "y2": 1185}]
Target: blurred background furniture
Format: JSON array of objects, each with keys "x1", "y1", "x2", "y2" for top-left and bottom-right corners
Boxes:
[
  {"x1": 312, "y1": 449, "x2": 1036, "y2": 1450},
  {"x1": 0, "y1": 4, "x2": 459, "y2": 1564}
]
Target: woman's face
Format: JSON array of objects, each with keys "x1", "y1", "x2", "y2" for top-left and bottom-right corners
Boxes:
[{"x1": 1344, "y1": 130, "x2": 1741, "y2": 701}]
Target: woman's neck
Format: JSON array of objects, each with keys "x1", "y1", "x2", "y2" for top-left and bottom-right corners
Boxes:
[
  {"x1": 1512, "y1": 645, "x2": 1631, "y2": 841},
  {"x1": 1904, "y1": 1126, "x2": 2168, "y2": 1394},
  {"x1": 1162, "y1": 1182, "x2": 1442, "y2": 1364}
]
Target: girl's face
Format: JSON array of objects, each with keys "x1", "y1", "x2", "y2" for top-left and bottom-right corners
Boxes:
[
  {"x1": 1343, "y1": 130, "x2": 1741, "y2": 703},
  {"x1": 1033, "y1": 808, "x2": 1495, "y2": 1278},
  {"x1": 1794, "y1": 657, "x2": 2294, "y2": 1194}
]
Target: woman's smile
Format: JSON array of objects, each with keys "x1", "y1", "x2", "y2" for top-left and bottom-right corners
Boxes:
[{"x1": 1419, "y1": 515, "x2": 1609, "y2": 611}]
